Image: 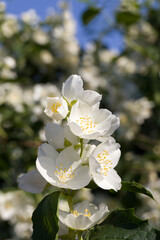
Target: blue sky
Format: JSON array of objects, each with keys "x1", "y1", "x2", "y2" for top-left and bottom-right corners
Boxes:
[{"x1": 4, "y1": 0, "x2": 124, "y2": 52}]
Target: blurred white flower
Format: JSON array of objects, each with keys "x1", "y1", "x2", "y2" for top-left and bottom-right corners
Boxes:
[
  {"x1": 32, "y1": 30, "x2": 49, "y2": 45},
  {"x1": 0, "y1": 1, "x2": 6, "y2": 12},
  {"x1": 13, "y1": 221, "x2": 33, "y2": 239},
  {"x1": 3, "y1": 56, "x2": 16, "y2": 69},
  {"x1": 0, "y1": 190, "x2": 34, "y2": 222},
  {"x1": 1, "y1": 14, "x2": 19, "y2": 38},
  {"x1": 59, "y1": 200, "x2": 109, "y2": 230},
  {"x1": 33, "y1": 83, "x2": 60, "y2": 105},
  {"x1": 99, "y1": 49, "x2": 117, "y2": 64},
  {"x1": 139, "y1": 179, "x2": 160, "y2": 228},
  {"x1": 0, "y1": 68, "x2": 17, "y2": 80},
  {"x1": 21, "y1": 9, "x2": 39, "y2": 25},
  {"x1": 124, "y1": 97, "x2": 154, "y2": 124},
  {"x1": 79, "y1": 66, "x2": 107, "y2": 90},
  {"x1": 116, "y1": 56, "x2": 136, "y2": 74},
  {"x1": 39, "y1": 50, "x2": 54, "y2": 65}
]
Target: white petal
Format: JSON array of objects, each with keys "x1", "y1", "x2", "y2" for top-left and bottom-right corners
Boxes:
[
  {"x1": 89, "y1": 157, "x2": 121, "y2": 191},
  {"x1": 65, "y1": 166, "x2": 91, "y2": 190},
  {"x1": 63, "y1": 125, "x2": 78, "y2": 146},
  {"x1": 36, "y1": 156, "x2": 58, "y2": 185},
  {"x1": 67, "y1": 120, "x2": 83, "y2": 138},
  {"x1": 62, "y1": 75, "x2": 83, "y2": 103},
  {"x1": 81, "y1": 144, "x2": 96, "y2": 164},
  {"x1": 59, "y1": 211, "x2": 92, "y2": 230},
  {"x1": 17, "y1": 169, "x2": 47, "y2": 193},
  {"x1": 59, "y1": 201, "x2": 109, "y2": 230},
  {"x1": 74, "y1": 200, "x2": 98, "y2": 215},
  {"x1": 38, "y1": 143, "x2": 59, "y2": 159},
  {"x1": 106, "y1": 116, "x2": 120, "y2": 135},
  {"x1": 80, "y1": 90, "x2": 102, "y2": 106},
  {"x1": 45, "y1": 123, "x2": 65, "y2": 149},
  {"x1": 90, "y1": 204, "x2": 109, "y2": 225},
  {"x1": 91, "y1": 139, "x2": 121, "y2": 168},
  {"x1": 55, "y1": 146, "x2": 80, "y2": 169}
]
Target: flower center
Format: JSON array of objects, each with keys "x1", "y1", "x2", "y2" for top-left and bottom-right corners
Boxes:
[
  {"x1": 97, "y1": 150, "x2": 113, "y2": 176},
  {"x1": 71, "y1": 208, "x2": 91, "y2": 219},
  {"x1": 51, "y1": 102, "x2": 61, "y2": 113},
  {"x1": 54, "y1": 164, "x2": 75, "y2": 183},
  {"x1": 76, "y1": 115, "x2": 97, "y2": 134}
]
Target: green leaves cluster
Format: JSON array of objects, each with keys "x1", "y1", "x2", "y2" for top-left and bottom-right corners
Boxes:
[
  {"x1": 84, "y1": 209, "x2": 160, "y2": 240},
  {"x1": 31, "y1": 182, "x2": 158, "y2": 240}
]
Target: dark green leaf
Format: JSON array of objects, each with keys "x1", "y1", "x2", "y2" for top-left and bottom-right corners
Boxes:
[
  {"x1": 82, "y1": 7, "x2": 101, "y2": 25},
  {"x1": 122, "y1": 181, "x2": 155, "y2": 200},
  {"x1": 32, "y1": 191, "x2": 60, "y2": 240},
  {"x1": 116, "y1": 11, "x2": 140, "y2": 25},
  {"x1": 84, "y1": 209, "x2": 160, "y2": 240}
]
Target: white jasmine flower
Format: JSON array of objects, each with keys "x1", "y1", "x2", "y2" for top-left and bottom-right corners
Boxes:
[
  {"x1": 68, "y1": 101, "x2": 119, "y2": 139},
  {"x1": 62, "y1": 74, "x2": 102, "y2": 106},
  {"x1": 17, "y1": 169, "x2": 47, "y2": 194},
  {"x1": 89, "y1": 137, "x2": 121, "y2": 191},
  {"x1": 59, "y1": 200, "x2": 109, "y2": 230},
  {"x1": 44, "y1": 97, "x2": 68, "y2": 120},
  {"x1": 36, "y1": 145, "x2": 91, "y2": 190},
  {"x1": 45, "y1": 122, "x2": 78, "y2": 150}
]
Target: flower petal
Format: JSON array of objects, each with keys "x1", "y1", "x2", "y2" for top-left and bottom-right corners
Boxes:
[
  {"x1": 36, "y1": 156, "x2": 58, "y2": 185},
  {"x1": 62, "y1": 75, "x2": 83, "y2": 103},
  {"x1": 45, "y1": 123, "x2": 65, "y2": 149},
  {"x1": 91, "y1": 138, "x2": 121, "y2": 168},
  {"x1": 17, "y1": 169, "x2": 47, "y2": 193},
  {"x1": 59, "y1": 210, "x2": 92, "y2": 230},
  {"x1": 63, "y1": 125, "x2": 78, "y2": 146},
  {"x1": 89, "y1": 157, "x2": 121, "y2": 191},
  {"x1": 55, "y1": 146, "x2": 80, "y2": 169},
  {"x1": 65, "y1": 166, "x2": 91, "y2": 190},
  {"x1": 80, "y1": 90, "x2": 102, "y2": 106},
  {"x1": 38, "y1": 143, "x2": 59, "y2": 159}
]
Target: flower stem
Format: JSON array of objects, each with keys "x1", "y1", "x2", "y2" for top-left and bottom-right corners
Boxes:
[
  {"x1": 67, "y1": 194, "x2": 74, "y2": 211},
  {"x1": 80, "y1": 138, "x2": 83, "y2": 158}
]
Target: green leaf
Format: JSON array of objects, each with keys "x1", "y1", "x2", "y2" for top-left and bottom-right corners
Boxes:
[
  {"x1": 84, "y1": 209, "x2": 160, "y2": 240},
  {"x1": 121, "y1": 181, "x2": 155, "y2": 200},
  {"x1": 116, "y1": 11, "x2": 140, "y2": 25},
  {"x1": 32, "y1": 191, "x2": 60, "y2": 240},
  {"x1": 64, "y1": 138, "x2": 72, "y2": 148},
  {"x1": 82, "y1": 7, "x2": 101, "y2": 25}
]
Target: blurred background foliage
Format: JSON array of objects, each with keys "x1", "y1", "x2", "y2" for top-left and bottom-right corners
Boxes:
[{"x1": 0, "y1": 0, "x2": 160, "y2": 239}]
